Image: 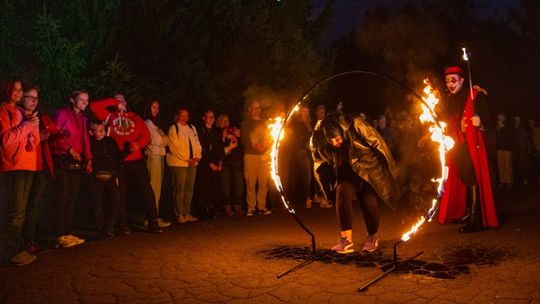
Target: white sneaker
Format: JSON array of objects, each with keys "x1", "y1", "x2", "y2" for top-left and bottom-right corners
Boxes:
[
  {"x1": 157, "y1": 218, "x2": 172, "y2": 228},
  {"x1": 260, "y1": 209, "x2": 272, "y2": 215},
  {"x1": 319, "y1": 198, "x2": 333, "y2": 208},
  {"x1": 177, "y1": 215, "x2": 187, "y2": 224},
  {"x1": 185, "y1": 214, "x2": 198, "y2": 222},
  {"x1": 362, "y1": 234, "x2": 379, "y2": 253},
  {"x1": 10, "y1": 251, "x2": 37, "y2": 266},
  {"x1": 58, "y1": 235, "x2": 84, "y2": 248}
]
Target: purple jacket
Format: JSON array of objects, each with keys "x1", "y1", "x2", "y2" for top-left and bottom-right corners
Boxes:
[{"x1": 50, "y1": 107, "x2": 92, "y2": 160}]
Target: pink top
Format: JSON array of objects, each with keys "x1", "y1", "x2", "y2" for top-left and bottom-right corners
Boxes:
[{"x1": 49, "y1": 106, "x2": 92, "y2": 160}]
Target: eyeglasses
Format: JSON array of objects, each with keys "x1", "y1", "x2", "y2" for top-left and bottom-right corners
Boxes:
[{"x1": 23, "y1": 95, "x2": 38, "y2": 101}]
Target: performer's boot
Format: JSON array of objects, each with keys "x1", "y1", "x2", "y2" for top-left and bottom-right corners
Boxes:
[{"x1": 459, "y1": 185, "x2": 484, "y2": 233}]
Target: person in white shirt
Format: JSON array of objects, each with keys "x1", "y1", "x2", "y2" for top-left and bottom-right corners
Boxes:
[
  {"x1": 144, "y1": 100, "x2": 171, "y2": 228},
  {"x1": 166, "y1": 108, "x2": 202, "y2": 223}
]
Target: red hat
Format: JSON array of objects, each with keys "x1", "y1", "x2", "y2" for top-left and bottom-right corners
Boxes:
[{"x1": 444, "y1": 66, "x2": 464, "y2": 77}]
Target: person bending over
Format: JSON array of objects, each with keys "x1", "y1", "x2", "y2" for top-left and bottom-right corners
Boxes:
[{"x1": 310, "y1": 113, "x2": 400, "y2": 253}]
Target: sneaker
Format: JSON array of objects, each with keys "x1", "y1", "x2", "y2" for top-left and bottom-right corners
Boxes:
[
  {"x1": 331, "y1": 238, "x2": 354, "y2": 254},
  {"x1": 10, "y1": 251, "x2": 36, "y2": 266},
  {"x1": 57, "y1": 235, "x2": 84, "y2": 248},
  {"x1": 235, "y1": 206, "x2": 244, "y2": 216},
  {"x1": 157, "y1": 218, "x2": 172, "y2": 228},
  {"x1": 225, "y1": 207, "x2": 234, "y2": 217},
  {"x1": 26, "y1": 244, "x2": 39, "y2": 255},
  {"x1": 260, "y1": 209, "x2": 272, "y2": 215},
  {"x1": 26, "y1": 243, "x2": 48, "y2": 255},
  {"x1": 319, "y1": 198, "x2": 333, "y2": 208},
  {"x1": 306, "y1": 199, "x2": 312, "y2": 208},
  {"x1": 66, "y1": 234, "x2": 84, "y2": 241},
  {"x1": 185, "y1": 214, "x2": 198, "y2": 222},
  {"x1": 177, "y1": 215, "x2": 187, "y2": 224},
  {"x1": 246, "y1": 211, "x2": 254, "y2": 217},
  {"x1": 362, "y1": 234, "x2": 379, "y2": 253}
]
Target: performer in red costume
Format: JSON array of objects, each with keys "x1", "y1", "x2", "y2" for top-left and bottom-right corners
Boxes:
[{"x1": 438, "y1": 66, "x2": 498, "y2": 233}]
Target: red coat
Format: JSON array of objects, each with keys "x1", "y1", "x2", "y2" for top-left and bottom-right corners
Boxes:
[
  {"x1": 0, "y1": 102, "x2": 40, "y2": 172},
  {"x1": 90, "y1": 98, "x2": 150, "y2": 161},
  {"x1": 438, "y1": 88, "x2": 498, "y2": 228}
]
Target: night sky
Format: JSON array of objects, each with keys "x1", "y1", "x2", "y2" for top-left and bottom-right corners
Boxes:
[{"x1": 313, "y1": 0, "x2": 519, "y2": 44}]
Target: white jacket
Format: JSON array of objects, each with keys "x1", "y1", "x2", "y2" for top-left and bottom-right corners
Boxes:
[
  {"x1": 166, "y1": 123, "x2": 202, "y2": 167},
  {"x1": 145, "y1": 119, "x2": 168, "y2": 156}
]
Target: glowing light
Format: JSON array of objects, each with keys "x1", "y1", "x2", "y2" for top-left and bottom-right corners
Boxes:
[
  {"x1": 462, "y1": 48, "x2": 469, "y2": 61},
  {"x1": 269, "y1": 104, "x2": 300, "y2": 212},
  {"x1": 400, "y1": 79, "x2": 454, "y2": 242}
]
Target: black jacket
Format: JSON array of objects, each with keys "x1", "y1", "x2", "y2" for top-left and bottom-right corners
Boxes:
[{"x1": 310, "y1": 114, "x2": 400, "y2": 210}]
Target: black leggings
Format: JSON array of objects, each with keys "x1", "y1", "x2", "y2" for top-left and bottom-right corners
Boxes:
[{"x1": 335, "y1": 180, "x2": 379, "y2": 234}]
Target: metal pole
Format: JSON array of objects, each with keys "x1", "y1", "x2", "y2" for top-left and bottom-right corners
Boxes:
[
  {"x1": 358, "y1": 241, "x2": 424, "y2": 292},
  {"x1": 462, "y1": 48, "x2": 474, "y2": 101}
]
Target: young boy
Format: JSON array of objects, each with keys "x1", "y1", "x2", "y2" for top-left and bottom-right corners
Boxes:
[{"x1": 88, "y1": 120, "x2": 128, "y2": 239}]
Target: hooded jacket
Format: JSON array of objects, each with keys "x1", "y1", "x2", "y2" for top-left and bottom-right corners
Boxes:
[
  {"x1": 310, "y1": 114, "x2": 400, "y2": 210},
  {"x1": 90, "y1": 98, "x2": 150, "y2": 162},
  {"x1": 0, "y1": 102, "x2": 40, "y2": 172}
]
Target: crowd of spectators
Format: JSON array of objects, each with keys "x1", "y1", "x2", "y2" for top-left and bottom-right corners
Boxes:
[{"x1": 0, "y1": 80, "x2": 336, "y2": 266}]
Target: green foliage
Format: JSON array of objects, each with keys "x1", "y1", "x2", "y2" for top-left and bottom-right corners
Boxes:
[
  {"x1": 32, "y1": 5, "x2": 86, "y2": 107},
  {"x1": 110, "y1": 0, "x2": 333, "y2": 121},
  {"x1": 0, "y1": 0, "x2": 24, "y2": 76},
  {"x1": 92, "y1": 53, "x2": 140, "y2": 107}
]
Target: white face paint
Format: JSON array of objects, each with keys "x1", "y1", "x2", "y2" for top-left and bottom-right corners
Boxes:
[{"x1": 445, "y1": 74, "x2": 464, "y2": 95}]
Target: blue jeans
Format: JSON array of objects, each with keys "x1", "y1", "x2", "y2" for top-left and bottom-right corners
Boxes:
[
  {"x1": 0, "y1": 171, "x2": 34, "y2": 262},
  {"x1": 170, "y1": 166, "x2": 197, "y2": 216}
]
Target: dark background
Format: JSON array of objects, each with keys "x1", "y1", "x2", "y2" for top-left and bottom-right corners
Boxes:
[{"x1": 1, "y1": 0, "x2": 539, "y2": 124}]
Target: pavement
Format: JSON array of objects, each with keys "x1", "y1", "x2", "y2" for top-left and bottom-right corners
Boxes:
[{"x1": 1, "y1": 185, "x2": 540, "y2": 304}]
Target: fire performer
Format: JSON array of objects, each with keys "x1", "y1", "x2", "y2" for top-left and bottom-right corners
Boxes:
[
  {"x1": 310, "y1": 113, "x2": 400, "y2": 253},
  {"x1": 438, "y1": 66, "x2": 498, "y2": 232}
]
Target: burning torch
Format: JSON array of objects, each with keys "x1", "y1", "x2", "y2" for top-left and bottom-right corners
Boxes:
[{"x1": 462, "y1": 47, "x2": 481, "y2": 149}]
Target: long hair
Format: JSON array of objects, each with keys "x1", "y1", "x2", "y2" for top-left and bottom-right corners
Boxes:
[
  {"x1": 216, "y1": 113, "x2": 230, "y2": 129},
  {"x1": 0, "y1": 79, "x2": 22, "y2": 103},
  {"x1": 144, "y1": 99, "x2": 160, "y2": 126},
  {"x1": 173, "y1": 107, "x2": 189, "y2": 124}
]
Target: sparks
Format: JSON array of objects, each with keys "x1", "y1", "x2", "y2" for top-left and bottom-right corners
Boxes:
[{"x1": 400, "y1": 79, "x2": 454, "y2": 242}]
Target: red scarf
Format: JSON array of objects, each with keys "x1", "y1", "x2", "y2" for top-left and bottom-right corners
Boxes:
[{"x1": 438, "y1": 89, "x2": 498, "y2": 228}]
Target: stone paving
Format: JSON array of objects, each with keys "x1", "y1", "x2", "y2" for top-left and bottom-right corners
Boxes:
[{"x1": 1, "y1": 186, "x2": 540, "y2": 303}]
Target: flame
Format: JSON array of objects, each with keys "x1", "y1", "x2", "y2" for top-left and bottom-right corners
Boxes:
[
  {"x1": 400, "y1": 79, "x2": 454, "y2": 242},
  {"x1": 269, "y1": 104, "x2": 300, "y2": 212}
]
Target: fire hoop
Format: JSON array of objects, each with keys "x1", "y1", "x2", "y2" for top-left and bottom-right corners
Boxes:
[{"x1": 271, "y1": 71, "x2": 448, "y2": 283}]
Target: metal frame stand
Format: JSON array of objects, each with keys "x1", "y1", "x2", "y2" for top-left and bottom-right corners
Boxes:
[
  {"x1": 276, "y1": 211, "x2": 322, "y2": 278},
  {"x1": 358, "y1": 241, "x2": 423, "y2": 292}
]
